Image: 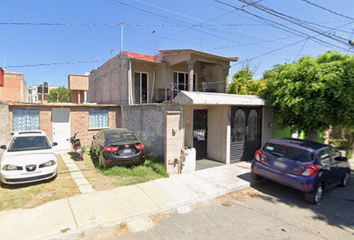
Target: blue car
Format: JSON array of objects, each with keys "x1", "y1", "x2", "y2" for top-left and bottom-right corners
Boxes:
[{"x1": 251, "y1": 138, "x2": 350, "y2": 204}]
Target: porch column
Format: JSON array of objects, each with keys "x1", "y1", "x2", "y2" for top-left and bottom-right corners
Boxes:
[{"x1": 187, "y1": 59, "x2": 196, "y2": 92}]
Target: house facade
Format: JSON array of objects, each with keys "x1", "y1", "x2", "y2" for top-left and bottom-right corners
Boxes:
[
  {"x1": 4, "y1": 102, "x2": 120, "y2": 151},
  {"x1": 88, "y1": 49, "x2": 274, "y2": 172}
]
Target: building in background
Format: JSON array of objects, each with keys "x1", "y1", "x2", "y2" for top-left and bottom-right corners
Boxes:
[
  {"x1": 68, "y1": 73, "x2": 89, "y2": 104},
  {"x1": 0, "y1": 69, "x2": 28, "y2": 103}
]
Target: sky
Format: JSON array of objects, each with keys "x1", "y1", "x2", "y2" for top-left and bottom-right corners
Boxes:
[{"x1": 1, "y1": 0, "x2": 353, "y2": 88}]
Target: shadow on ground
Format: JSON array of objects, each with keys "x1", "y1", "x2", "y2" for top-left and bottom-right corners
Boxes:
[{"x1": 237, "y1": 171, "x2": 354, "y2": 232}]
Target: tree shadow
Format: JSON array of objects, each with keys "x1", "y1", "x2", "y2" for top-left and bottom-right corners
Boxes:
[{"x1": 237, "y1": 171, "x2": 354, "y2": 231}]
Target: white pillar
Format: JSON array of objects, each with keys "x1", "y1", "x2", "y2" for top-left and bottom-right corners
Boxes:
[{"x1": 187, "y1": 60, "x2": 196, "y2": 92}]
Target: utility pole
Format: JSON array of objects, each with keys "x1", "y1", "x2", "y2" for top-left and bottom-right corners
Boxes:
[{"x1": 120, "y1": 22, "x2": 125, "y2": 52}]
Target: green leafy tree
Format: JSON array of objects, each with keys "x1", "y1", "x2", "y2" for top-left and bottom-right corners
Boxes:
[
  {"x1": 47, "y1": 86, "x2": 71, "y2": 103},
  {"x1": 229, "y1": 67, "x2": 265, "y2": 95},
  {"x1": 260, "y1": 51, "x2": 354, "y2": 140}
]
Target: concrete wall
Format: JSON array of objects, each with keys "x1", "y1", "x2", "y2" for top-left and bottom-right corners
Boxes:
[
  {"x1": 122, "y1": 104, "x2": 172, "y2": 156},
  {"x1": 0, "y1": 102, "x2": 9, "y2": 158},
  {"x1": 164, "y1": 111, "x2": 181, "y2": 175},
  {"x1": 261, "y1": 106, "x2": 274, "y2": 146}
]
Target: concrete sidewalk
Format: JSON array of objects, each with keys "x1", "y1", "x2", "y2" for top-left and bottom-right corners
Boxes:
[{"x1": 0, "y1": 162, "x2": 252, "y2": 240}]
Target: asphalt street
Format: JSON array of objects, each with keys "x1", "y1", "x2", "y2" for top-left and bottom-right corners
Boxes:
[{"x1": 76, "y1": 172, "x2": 354, "y2": 240}]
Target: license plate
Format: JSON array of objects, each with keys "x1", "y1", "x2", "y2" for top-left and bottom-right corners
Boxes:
[
  {"x1": 123, "y1": 149, "x2": 131, "y2": 154},
  {"x1": 273, "y1": 161, "x2": 286, "y2": 169}
]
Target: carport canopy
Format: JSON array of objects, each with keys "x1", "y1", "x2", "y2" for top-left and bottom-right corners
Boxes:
[{"x1": 174, "y1": 91, "x2": 268, "y2": 106}]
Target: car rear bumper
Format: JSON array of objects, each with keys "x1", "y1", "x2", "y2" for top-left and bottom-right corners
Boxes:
[
  {"x1": 251, "y1": 160, "x2": 317, "y2": 193},
  {"x1": 103, "y1": 151, "x2": 146, "y2": 167},
  {"x1": 0, "y1": 167, "x2": 58, "y2": 185}
]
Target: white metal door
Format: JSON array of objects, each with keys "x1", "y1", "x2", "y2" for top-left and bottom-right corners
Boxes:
[{"x1": 52, "y1": 108, "x2": 71, "y2": 150}]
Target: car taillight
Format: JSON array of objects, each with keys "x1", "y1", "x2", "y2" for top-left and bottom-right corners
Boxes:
[
  {"x1": 255, "y1": 150, "x2": 262, "y2": 162},
  {"x1": 104, "y1": 146, "x2": 118, "y2": 152},
  {"x1": 302, "y1": 164, "x2": 319, "y2": 177},
  {"x1": 135, "y1": 143, "x2": 145, "y2": 150}
]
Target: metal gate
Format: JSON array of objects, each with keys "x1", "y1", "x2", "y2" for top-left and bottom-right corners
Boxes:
[
  {"x1": 230, "y1": 107, "x2": 262, "y2": 162},
  {"x1": 193, "y1": 109, "x2": 208, "y2": 160}
]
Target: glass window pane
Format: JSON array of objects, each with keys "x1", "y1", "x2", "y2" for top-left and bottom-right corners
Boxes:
[
  {"x1": 134, "y1": 73, "x2": 141, "y2": 104},
  {"x1": 142, "y1": 73, "x2": 148, "y2": 103}
]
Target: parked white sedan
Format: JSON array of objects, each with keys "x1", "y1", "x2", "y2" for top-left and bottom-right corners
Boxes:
[{"x1": 0, "y1": 131, "x2": 58, "y2": 185}]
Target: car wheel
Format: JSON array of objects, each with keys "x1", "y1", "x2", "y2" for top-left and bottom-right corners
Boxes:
[
  {"x1": 251, "y1": 171, "x2": 262, "y2": 181},
  {"x1": 340, "y1": 172, "x2": 350, "y2": 187},
  {"x1": 305, "y1": 184, "x2": 323, "y2": 204}
]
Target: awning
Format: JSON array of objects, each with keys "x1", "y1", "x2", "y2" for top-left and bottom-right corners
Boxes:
[{"x1": 173, "y1": 91, "x2": 268, "y2": 106}]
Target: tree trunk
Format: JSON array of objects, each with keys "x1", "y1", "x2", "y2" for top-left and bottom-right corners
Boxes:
[{"x1": 306, "y1": 129, "x2": 317, "y2": 141}]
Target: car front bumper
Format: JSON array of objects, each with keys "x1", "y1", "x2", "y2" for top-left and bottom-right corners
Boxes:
[{"x1": 0, "y1": 166, "x2": 58, "y2": 185}]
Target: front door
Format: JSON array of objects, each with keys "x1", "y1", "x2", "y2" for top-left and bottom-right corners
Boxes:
[
  {"x1": 230, "y1": 107, "x2": 262, "y2": 162},
  {"x1": 52, "y1": 108, "x2": 71, "y2": 150},
  {"x1": 193, "y1": 109, "x2": 208, "y2": 160}
]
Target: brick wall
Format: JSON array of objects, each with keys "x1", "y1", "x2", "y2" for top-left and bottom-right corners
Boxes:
[{"x1": 0, "y1": 72, "x2": 27, "y2": 102}]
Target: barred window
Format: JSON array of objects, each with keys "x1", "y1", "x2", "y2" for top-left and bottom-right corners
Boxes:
[
  {"x1": 89, "y1": 109, "x2": 109, "y2": 128},
  {"x1": 13, "y1": 109, "x2": 39, "y2": 131}
]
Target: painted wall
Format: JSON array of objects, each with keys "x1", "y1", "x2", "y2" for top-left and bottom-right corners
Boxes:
[{"x1": 207, "y1": 105, "x2": 229, "y2": 163}]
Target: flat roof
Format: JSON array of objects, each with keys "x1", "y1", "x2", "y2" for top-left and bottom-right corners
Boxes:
[
  {"x1": 159, "y1": 49, "x2": 239, "y2": 62},
  {"x1": 173, "y1": 91, "x2": 268, "y2": 106}
]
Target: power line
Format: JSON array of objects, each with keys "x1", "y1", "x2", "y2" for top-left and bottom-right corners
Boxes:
[
  {"x1": 235, "y1": 0, "x2": 350, "y2": 45},
  {"x1": 211, "y1": 0, "x2": 350, "y2": 50},
  {"x1": 297, "y1": 0, "x2": 354, "y2": 21}
]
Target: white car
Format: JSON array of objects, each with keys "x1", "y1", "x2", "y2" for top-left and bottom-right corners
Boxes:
[{"x1": 0, "y1": 131, "x2": 58, "y2": 185}]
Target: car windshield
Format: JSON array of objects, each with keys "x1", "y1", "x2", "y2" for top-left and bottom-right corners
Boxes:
[
  {"x1": 263, "y1": 143, "x2": 313, "y2": 162},
  {"x1": 105, "y1": 131, "x2": 137, "y2": 142},
  {"x1": 8, "y1": 136, "x2": 51, "y2": 152}
]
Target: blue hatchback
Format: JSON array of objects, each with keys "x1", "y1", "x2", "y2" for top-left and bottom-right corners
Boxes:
[{"x1": 251, "y1": 138, "x2": 350, "y2": 204}]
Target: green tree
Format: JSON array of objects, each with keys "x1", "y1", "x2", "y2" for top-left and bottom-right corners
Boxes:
[
  {"x1": 229, "y1": 67, "x2": 265, "y2": 95},
  {"x1": 260, "y1": 51, "x2": 354, "y2": 140},
  {"x1": 47, "y1": 86, "x2": 71, "y2": 103}
]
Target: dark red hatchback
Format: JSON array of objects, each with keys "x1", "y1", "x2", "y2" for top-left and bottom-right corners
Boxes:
[
  {"x1": 251, "y1": 138, "x2": 350, "y2": 204},
  {"x1": 91, "y1": 128, "x2": 146, "y2": 168}
]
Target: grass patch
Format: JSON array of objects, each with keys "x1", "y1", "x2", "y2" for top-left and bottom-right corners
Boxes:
[
  {"x1": 0, "y1": 155, "x2": 80, "y2": 211},
  {"x1": 74, "y1": 150, "x2": 168, "y2": 191}
]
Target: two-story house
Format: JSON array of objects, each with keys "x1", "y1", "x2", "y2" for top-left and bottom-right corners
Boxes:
[{"x1": 88, "y1": 49, "x2": 273, "y2": 170}]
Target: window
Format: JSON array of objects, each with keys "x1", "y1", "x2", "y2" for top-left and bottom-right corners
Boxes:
[
  {"x1": 13, "y1": 109, "x2": 39, "y2": 131},
  {"x1": 89, "y1": 109, "x2": 109, "y2": 128},
  {"x1": 134, "y1": 72, "x2": 148, "y2": 104},
  {"x1": 173, "y1": 72, "x2": 197, "y2": 93}
]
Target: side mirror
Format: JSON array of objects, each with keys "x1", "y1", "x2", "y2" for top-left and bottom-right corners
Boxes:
[
  {"x1": 0, "y1": 145, "x2": 7, "y2": 150},
  {"x1": 52, "y1": 142, "x2": 58, "y2": 146}
]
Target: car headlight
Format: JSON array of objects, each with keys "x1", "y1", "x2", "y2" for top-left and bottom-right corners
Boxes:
[
  {"x1": 39, "y1": 160, "x2": 56, "y2": 168},
  {"x1": 2, "y1": 165, "x2": 23, "y2": 171}
]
